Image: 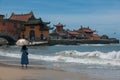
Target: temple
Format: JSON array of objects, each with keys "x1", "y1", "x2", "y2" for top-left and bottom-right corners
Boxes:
[
  {"x1": 51, "y1": 23, "x2": 100, "y2": 40},
  {"x1": 0, "y1": 12, "x2": 51, "y2": 41},
  {"x1": 0, "y1": 12, "x2": 119, "y2": 45}
]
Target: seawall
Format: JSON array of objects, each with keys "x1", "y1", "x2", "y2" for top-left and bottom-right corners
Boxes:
[{"x1": 48, "y1": 39, "x2": 119, "y2": 45}]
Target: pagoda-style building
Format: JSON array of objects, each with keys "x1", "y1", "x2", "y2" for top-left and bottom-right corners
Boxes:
[
  {"x1": 77, "y1": 26, "x2": 100, "y2": 39},
  {"x1": 51, "y1": 24, "x2": 100, "y2": 40},
  {"x1": 51, "y1": 23, "x2": 66, "y2": 39},
  {"x1": 0, "y1": 11, "x2": 51, "y2": 41},
  {"x1": 54, "y1": 23, "x2": 65, "y2": 32},
  {"x1": 23, "y1": 18, "x2": 50, "y2": 41}
]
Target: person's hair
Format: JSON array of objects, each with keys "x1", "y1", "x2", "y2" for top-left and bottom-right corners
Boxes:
[{"x1": 22, "y1": 45, "x2": 27, "y2": 50}]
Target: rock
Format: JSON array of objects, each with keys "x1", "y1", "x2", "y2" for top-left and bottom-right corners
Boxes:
[{"x1": 0, "y1": 38, "x2": 8, "y2": 45}]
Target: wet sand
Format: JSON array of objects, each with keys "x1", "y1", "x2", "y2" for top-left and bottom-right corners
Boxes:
[{"x1": 0, "y1": 63, "x2": 107, "y2": 80}]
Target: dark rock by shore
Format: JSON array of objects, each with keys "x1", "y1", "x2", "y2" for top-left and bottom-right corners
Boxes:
[{"x1": 0, "y1": 38, "x2": 8, "y2": 46}]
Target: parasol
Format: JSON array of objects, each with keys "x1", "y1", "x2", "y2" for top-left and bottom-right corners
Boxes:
[{"x1": 16, "y1": 39, "x2": 29, "y2": 46}]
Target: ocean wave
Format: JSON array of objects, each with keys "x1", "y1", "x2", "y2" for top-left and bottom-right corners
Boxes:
[
  {"x1": 55, "y1": 50, "x2": 120, "y2": 66},
  {"x1": 0, "y1": 50, "x2": 120, "y2": 66},
  {"x1": 56, "y1": 50, "x2": 120, "y2": 60},
  {"x1": 80, "y1": 44, "x2": 106, "y2": 46},
  {"x1": 80, "y1": 44, "x2": 120, "y2": 46}
]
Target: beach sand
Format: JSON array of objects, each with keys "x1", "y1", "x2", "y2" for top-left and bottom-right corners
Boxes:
[{"x1": 0, "y1": 64, "x2": 107, "y2": 80}]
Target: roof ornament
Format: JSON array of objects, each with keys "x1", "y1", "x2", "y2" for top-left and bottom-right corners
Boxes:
[
  {"x1": 81, "y1": 25, "x2": 83, "y2": 29},
  {"x1": 30, "y1": 11, "x2": 33, "y2": 14},
  {"x1": 88, "y1": 26, "x2": 89, "y2": 29},
  {"x1": 11, "y1": 12, "x2": 15, "y2": 15}
]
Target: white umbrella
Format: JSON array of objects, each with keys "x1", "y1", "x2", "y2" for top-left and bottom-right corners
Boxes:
[{"x1": 16, "y1": 39, "x2": 29, "y2": 46}]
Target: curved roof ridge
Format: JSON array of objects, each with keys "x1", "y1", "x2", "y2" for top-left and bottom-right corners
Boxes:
[
  {"x1": 9, "y1": 11, "x2": 35, "y2": 22},
  {"x1": 11, "y1": 12, "x2": 33, "y2": 16}
]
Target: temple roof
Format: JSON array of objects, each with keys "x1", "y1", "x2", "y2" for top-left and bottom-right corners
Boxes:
[
  {"x1": 9, "y1": 11, "x2": 35, "y2": 22},
  {"x1": 54, "y1": 23, "x2": 65, "y2": 27},
  {"x1": 78, "y1": 27, "x2": 95, "y2": 33},
  {"x1": 0, "y1": 14, "x2": 4, "y2": 16},
  {"x1": 91, "y1": 34, "x2": 100, "y2": 38},
  {"x1": 83, "y1": 29, "x2": 93, "y2": 33},
  {"x1": 68, "y1": 31, "x2": 79, "y2": 35},
  {"x1": 25, "y1": 18, "x2": 50, "y2": 25},
  {"x1": 24, "y1": 18, "x2": 51, "y2": 30}
]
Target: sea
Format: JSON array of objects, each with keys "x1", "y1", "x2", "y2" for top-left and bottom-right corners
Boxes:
[{"x1": 0, "y1": 44, "x2": 120, "y2": 80}]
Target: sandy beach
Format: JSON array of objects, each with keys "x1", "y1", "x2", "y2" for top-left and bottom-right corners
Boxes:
[{"x1": 0, "y1": 63, "x2": 108, "y2": 80}]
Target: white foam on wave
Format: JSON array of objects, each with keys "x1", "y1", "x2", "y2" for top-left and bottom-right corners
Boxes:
[
  {"x1": 80, "y1": 44, "x2": 120, "y2": 46},
  {"x1": 0, "y1": 51, "x2": 59, "y2": 62},
  {"x1": 0, "y1": 51, "x2": 21, "y2": 58},
  {"x1": 56, "y1": 50, "x2": 120, "y2": 66},
  {"x1": 0, "y1": 50, "x2": 120, "y2": 66},
  {"x1": 80, "y1": 44, "x2": 106, "y2": 46},
  {"x1": 56, "y1": 50, "x2": 120, "y2": 60}
]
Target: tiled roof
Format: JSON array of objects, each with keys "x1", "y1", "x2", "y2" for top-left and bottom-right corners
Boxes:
[
  {"x1": 9, "y1": 12, "x2": 35, "y2": 22},
  {"x1": 25, "y1": 18, "x2": 51, "y2": 30},
  {"x1": 83, "y1": 29, "x2": 93, "y2": 33},
  {"x1": 78, "y1": 27, "x2": 95, "y2": 33},
  {"x1": 25, "y1": 19, "x2": 43, "y2": 25},
  {"x1": 0, "y1": 14, "x2": 4, "y2": 16},
  {"x1": 54, "y1": 23, "x2": 65, "y2": 27},
  {"x1": 68, "y1": 31, "x2": 79, "y2": 35},
  {"x1": 91, "y1": 34, "x2": 100, "y2": 38}
]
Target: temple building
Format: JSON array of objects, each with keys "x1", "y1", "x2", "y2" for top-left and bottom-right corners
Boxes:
[
  {"x1": 23, "y1": 18, "x2": 50, "y2": 41},
  {"x1": 0, "y1": 14, "x2": 24, "y2": 38},
  {"x1": 50, "y1": 23, "x2": 66, "y2": 39},
  {"x1": 51, "y1": 23, "x2": 100, "y2": 40},
  {"x1": 76, "y1": 26, "x2": 100, "y2": 39},
  {"x1": 0, "y1": 12, "x2": 51, "y2": 41}
]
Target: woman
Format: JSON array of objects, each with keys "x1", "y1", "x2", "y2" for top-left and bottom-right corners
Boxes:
[{"x1": 21, "y1": 45, "x2": 29, "y2": 69}]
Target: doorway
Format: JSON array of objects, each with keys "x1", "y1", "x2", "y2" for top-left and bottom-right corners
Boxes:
[{"x1": 29, "y1": 30, "x2": 35, "y2": 41}]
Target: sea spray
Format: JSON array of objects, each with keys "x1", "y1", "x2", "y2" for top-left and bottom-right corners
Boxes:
[{"x1": 0, "y1": 50, "x2": 120, "y2": 66}]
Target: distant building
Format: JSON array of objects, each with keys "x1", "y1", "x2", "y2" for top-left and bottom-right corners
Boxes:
[
  {"x1": 50, "y1": 23, "x2": 66, "y2": 39},
  {"x1": 67, "y1": 31, "x2": 80, "y2": 39},
  {"x1": 100, "y1": 35, "x2": 109, "y2": 39},
  {"x1": 24, "y1": 18, "x2": 50, "y2": 41},
  {"x1": 51, "y1": 24, "x2": 100, "y2": 40},
  {"x1": 0, "y1": 11, "x2": 51, "y2": 41},
  {"x1": 76, "y1": 26, "x2": 100, "y2": 39}
]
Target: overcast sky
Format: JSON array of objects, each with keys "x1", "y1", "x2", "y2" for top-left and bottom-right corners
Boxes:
[{"x1": 0, "y1": 0, "x2": 120, "y2": 39}]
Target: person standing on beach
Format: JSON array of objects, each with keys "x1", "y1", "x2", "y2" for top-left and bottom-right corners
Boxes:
[{"x1": 21, "y1": 45, "x2": 29, "y2": 69}]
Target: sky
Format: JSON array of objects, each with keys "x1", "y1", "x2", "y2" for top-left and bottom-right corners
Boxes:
[{"x1": 0, "y1": 0, "x2": 120, "y2": 39}]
